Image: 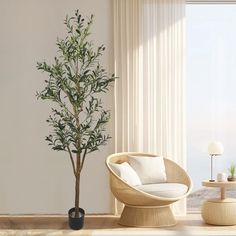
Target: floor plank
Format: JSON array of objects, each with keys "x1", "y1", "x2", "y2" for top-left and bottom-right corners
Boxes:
[{"x1": 0, "y1": 214, "x2": 236, "y2": 235}]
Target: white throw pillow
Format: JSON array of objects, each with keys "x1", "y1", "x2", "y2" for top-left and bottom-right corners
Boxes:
[
  {"x1": 110, "y1": 162, "x2": 142, "y2": 186},
  {"x1": 128, "y1": 155, "x2": 167, "y2": 184}
]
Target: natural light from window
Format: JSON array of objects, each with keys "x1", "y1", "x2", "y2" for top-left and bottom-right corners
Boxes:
[{"x1": 187, "y1": 4, "x2": 236, "y2": 211}]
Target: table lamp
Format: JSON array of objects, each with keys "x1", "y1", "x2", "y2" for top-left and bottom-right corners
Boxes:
[{"x1": 208, "y1": 142, "x2": 224, "y2": 182}]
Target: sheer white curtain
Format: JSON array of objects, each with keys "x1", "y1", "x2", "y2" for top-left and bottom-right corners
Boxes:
[{"x1": 113, "y1": 0, "x2": 186, "y2": 215}]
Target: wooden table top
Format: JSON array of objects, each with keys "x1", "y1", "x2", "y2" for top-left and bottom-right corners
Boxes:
[{"x1": 202, "y1": 180, "x2": 236, "y2": 188}]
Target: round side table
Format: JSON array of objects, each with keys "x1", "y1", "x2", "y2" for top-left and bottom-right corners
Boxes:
[{"x1": 201, "y1": 180, "x2": 236, "y2": 226}]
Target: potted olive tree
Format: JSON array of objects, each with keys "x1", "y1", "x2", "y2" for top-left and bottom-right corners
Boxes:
[{"x1": 37, "y1": 10, "x2": 115, "y2": 230}]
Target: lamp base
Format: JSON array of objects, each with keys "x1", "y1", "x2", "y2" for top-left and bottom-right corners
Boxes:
[{"x1": 209, "y1": 179, "x2": 215, "y2": 182}]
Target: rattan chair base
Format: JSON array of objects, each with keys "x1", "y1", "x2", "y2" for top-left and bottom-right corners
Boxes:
[{"x1": 119, "y1": 205, "x2": 177, "y2": 227}]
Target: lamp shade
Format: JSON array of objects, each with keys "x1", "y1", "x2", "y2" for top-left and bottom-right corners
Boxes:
[{"x1": 208, "y1": 142, "x2": 224, "y2": 155}]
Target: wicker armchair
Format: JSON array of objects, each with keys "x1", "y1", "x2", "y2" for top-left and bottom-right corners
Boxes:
[{"x1": 106, "y1": 152, "x2": 192, "y2": 227}]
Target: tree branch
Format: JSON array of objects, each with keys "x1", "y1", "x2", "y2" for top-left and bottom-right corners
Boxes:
[
  {"x1": 57, "y1": 100, "x2": 75, "y2": 117},
  {"x1": 79, "y1": 148, "x2": 87, "y2": 172},
  {"x1": 67, "y1": 145, "x2": 76, "y2": 177}
]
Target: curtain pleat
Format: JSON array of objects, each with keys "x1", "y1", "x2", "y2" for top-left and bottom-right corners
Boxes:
[{"x1": 113, "y1": 0, "x2": 186, "y2": 215}]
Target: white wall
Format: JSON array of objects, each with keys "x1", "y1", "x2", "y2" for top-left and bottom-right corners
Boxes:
[{"x1": 0, "y1": 0, "x2": 114, "y2": 214}]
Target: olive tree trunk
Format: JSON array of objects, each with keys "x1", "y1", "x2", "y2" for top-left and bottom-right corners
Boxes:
[{"x1": 75, "y1": 154, "x2": 80, "y2": 217}]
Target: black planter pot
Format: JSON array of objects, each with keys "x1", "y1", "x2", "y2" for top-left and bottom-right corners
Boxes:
[{"x1": 68, "y1": 207, "x2": 85, "y2": 230}]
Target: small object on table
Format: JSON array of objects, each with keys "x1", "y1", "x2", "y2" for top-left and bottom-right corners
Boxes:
[
  {"x1": 227, "y1": 176, "x2": 236, "y2": 181},
  {"x1": 227, "y1": 164, "x2": 236, "y2": 181},
  {"x1": 201, "y1": 180, "x2": 236, "y2": 225},
  {"x1": 217, "y1": 173, "x2": 227, "y2": 182}
]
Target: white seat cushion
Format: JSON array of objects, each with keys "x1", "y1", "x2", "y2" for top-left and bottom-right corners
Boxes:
[
  {"x1": 128, "y1": 155, "x2": 167, "y2": 184},
  {"x1": 110, "y1": 162, "x2": 142, "y2": 186},
  {"x1": 136, "y1": 183, "x2": 188, "y2": 198}
]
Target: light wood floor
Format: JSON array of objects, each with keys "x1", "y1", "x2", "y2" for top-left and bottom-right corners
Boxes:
[{"x1": 0, "y1": 214, "x2": 236, "y2": 235}]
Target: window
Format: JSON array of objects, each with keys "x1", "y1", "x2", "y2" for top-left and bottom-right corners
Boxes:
[{"x1": 187, "y1": 4, "x2": 236, "y2": 211}]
